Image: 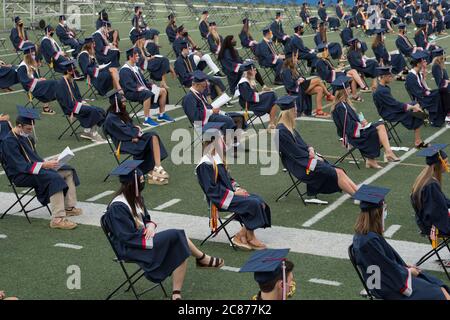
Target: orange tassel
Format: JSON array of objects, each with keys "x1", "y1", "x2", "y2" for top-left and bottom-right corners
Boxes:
[
  {"x1": 439, "y1": 152, "x2": 450, "y2": 173},
  {"x1": 430, "y1": 225, "x2": 439, "y2": 249},
  {"x1": 210, "y1": 161, "x2": 220, "y2": 232},
  {"x1": 115, "y1": 141, "x2": 121, "y2": 160}
]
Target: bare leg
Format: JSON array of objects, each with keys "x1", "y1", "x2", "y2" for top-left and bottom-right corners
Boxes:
[
  {"x1": 442, "y1": 287, "x2": 450, "y2": 300},
  {"x1": 246, "y1": 229, "x2": 266, "y2": 248},
  {"x1": 376, "y1": 124, "x2": 398, "y2": 159},
  {"x1": 158, "y1": 87, "x2": 167, "y2": 114},
  {"x1": 109, "y1": 68, "x2": 121, "y2": 91},
  {"x1": 336, "y1": 168, "x2": 358, "y2": 194},
  {"x1": 311, "y1": 86, "x2": 324, "y2": 111},
  {"x1": 350, "y1": 79, "x2": 358, "y2": 96},
  {"x1": 143, "y1": 98, "x2": 151, "y2": 118},
  {"x1": 171, "y1": 260, "x2": 187, "y2": 300},
  {"x1": 151, "y1": 136, "x2": 161, "y2": 167},
  {"x1": 414, "y1": 128, "x2": 422, "y2": 146},
  {"x1": 347, "y1": 69, "x2": 366, "y2": 88}
]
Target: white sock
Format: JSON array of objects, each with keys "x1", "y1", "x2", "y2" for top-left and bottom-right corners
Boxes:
[{"x1": 84, "y1": 128, "x2": 90, "y2": 133}]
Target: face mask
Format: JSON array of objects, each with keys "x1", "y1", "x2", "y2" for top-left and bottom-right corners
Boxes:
[
  {"x1": 300, "y1": 31, "x2": 305, "y2": 36},
  {"x1": 231, "y1": 40, "x2": 237, "y2": 46},
  {"x1": 182, "y1": 31, "x2": 188, "y2": 37},
  {"x1": 31, "y1": 54, "x2": 36, "y2": 60},
  {"x1": 63, "y1": 21, "x2": 67, "y2": 26},
  {"x1": 357, "y1": 42, "x2": 361, "y2": 49},
  {"x1": 49, "y1": 32, "x2": 54, "y2": 37},
  {"x1": 19, "y1": 128, "x2": 29, "y2": 138}
]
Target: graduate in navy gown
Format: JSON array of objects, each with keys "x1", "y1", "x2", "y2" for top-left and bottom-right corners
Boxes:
[
  {"x1": 290, "y1": 23, "x2": 318, "y2": 71},
  {"x1": 10, "y1": 16, "x2": 33, "y2": 52},
  {"x1": 255, "y1": 26, "x2": 284, "y2": 85},
  {"x1": 166, "y1": 13, "x2": 177, "y2": 43},
  {"x1": 431, "y1": 48, "x2": 450, "y2": 117},
  {"x1": 174, "y1": 40, "x2": 225, "y2": 99},
  {"x1": 336, "y1": 0, "x2": 347, "y2": 19},
  {"x1": 281, "y1": 49, "x2": 334, "y2": 117},
  {"x1": 405, "y1": 51, "x2": 446, "y2": 127},
  {"x1": 134, "y1": 31, "x2": 174, "y2": 86},
  {"x1": 331, "y1": 76, "x2": 400, "y2": 169},
  {"x1": 56, "y1": 15, "x2": 82, "y2": 58},
  {"x1": 412, "y1": 144, "x2": 450, "y2": 238},
  {"x1": 218, "y1": 36, "x2": 265, "y2": 94},
  {"x1": 300, "y1": 3, "x2": 319, "y2": 31},
  {"x1": 340, "y1": 16, "x2": 368, "y2": 53},
  {"x1": 352, "y1": 184, "x2": 450, "y2": 300},
  {"x1": 372, "y1": 29, "x2": 408, "y2": 78},
  {"x1": 314, "y1": 22, "x2": 343, "y2": 61},
  {"x1": 104, "y1": 159, "x2": 224, "y2": 300},
  {"x1": 206, "y1": 22, "x2": 223, "y2": 55},
  {"x1": 16, "y1": 44, "x2": 57, "y2": 115},
  {"x1": 119, "y1": 47, "x2": 172, "y2": 127},
  {"x1": 381, "y1": 2, "x2": 399, "y2": 32},
  {"x1": 239, "y1": 18, "x2": 258, "y2": 53},
  {"x1": 347, "y1": 38, "x2": 378, "y2": 90},
  {"x1": 199, "y1": 11, "x2": 210, "y2": 39},
  {"x1": 196, "y1": 126, "x2": 271, "y2": 250},
  {"x1": 276, "y1": 95, "x2": 358, "y2": 198},
  {"x1": 0, "y1": 60, "x2": 19, "y2": 90},
  {"x1": 396, "y1": 23, "x2": 426, "y2": 58},
  {"x1": 96, "y1": 10, "x2": 120, "y2": 47},
  {"x1": 373, "y1": 66, "x2": 427, "y2": 148},
  {"x1": 103, "y1": 90, "x2": 170, "y2": 185},
  {"x1": 414, "y1": 20, "x2": 439, "y2": 54},
  {"x1": 40, "y1": 25, "x2": 71, "y2": 73},
  {"x1": 270, "y1": 12, "x2": 290, "y2": 46},
  {"x1": 236, "y1": 61, "x2": 278, "y2": 129},
  {"x1": 77, "y1": 37, "x2": 119, "y2": 96},
  {"x1": 93, "y1": 21, "x2": 121, "y2": 68},
  {"x1": 131, "y1": 6, "x2": 159, "y2": 40},
  {"x1": 56, "y1": 60, "x2": 106, "y2": 142},
  {"x1": 318, "y1": 1, "x2": 340, "y2": 30},
  {"x1": 1, "y1": 106, "x2": 81, "y2": 230}
]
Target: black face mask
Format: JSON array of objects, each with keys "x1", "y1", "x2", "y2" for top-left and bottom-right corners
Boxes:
[
  {"x1": 49, "y1": 32, "x2": 54, "y2": 37},
  {"x1": 299, "y1": 31, "x2": 305, "y2": 36},
  {"x1": 231, "y1": 40, "x2": 237, "y2": 46},
  {"x1": 182, "y1": 31, "x2": 188, "y2": 37},
  {"x1": 18, "y1": 22, "x2": 23, "y2": 27},
  {"x1": 138, "y1": 178, "x2": 145, "y2": 192}
]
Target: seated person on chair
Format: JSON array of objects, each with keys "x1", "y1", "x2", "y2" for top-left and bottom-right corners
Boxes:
[
  {"x1": 1, "y1": 107, "x2": 81, "y2": 230},
  {"x1": 172, "y1": 25, "x2": 224, "y2": 77},
  {"x1": 373, "y1": 66, "x2": 427, "y2": 149},
  {"x1": 239, "y1": 18, "x2": 258, "y2": 53},
  {"x1": 119, "y1": 47, "x2": 172, "y2": 127},
  {"x1": 104, "y1": 90, "x2": 169, "y2": 185},
  {"x1": 340, "y1": 16, "x2": 368, "y2": 53},
  {"x1": 56, "y1": 15, "x2": 82, "y2": 58},
  {"x1": 236, "y1": 61, "x2": 278, "y2": 129},
  {"x1": 207, "y1": 22, "x2": 223, "y2": 55},
  {"x1": 218, "y1": 36, "x2": 265, "y2": 94},
  {"x1": 347, "y1": 38, "x2": 378, "y2": 91},
  {"x1": 77, "y1": 37, "x2": 120, "y2": 95},
  {"x1": 240, "y1": 249, "x2": 296, "y2": 300},
  {"x1": 270, "y1": 12, "x2": 290, "y2": 46},
  {"x1": 56, "y1": 60, "x2": 106, "y2": 142},
  {"x1": 411, "y1": 144, "x2": 450, "y2": 238},
  {"x1": 131, "y1": 6, "x2": 159, "y2": 40},
  {"x1": 281, "y1": 48, "x2": 334, "y2": 118},
  {"x1": 372, "y1": 29, "x2": 408, "y2": 80},
  {"x1": 318, "y1": 1, "x2": 341, "y2": 30},
  {"x1": 96, "y1": 10, "x2": 120, "y2": 48},
  {"x1": 431, "y1": 48, "x2": 450, "y2": 118},
  {"x1": 331, "y1": 76, "x2": 400, "y2": 169},
  {"x1": 174, "y1": 40, "x2": 225, "y2": 99},
  {"x1": 396, "y1": 23, "x2": 424, "y2": 58},
  {"x1": 40, "y1": 25, "x2": 73, "y2": 74},
  {"x1": 314, "y1": 22, "x2": 344, "y2": 61},
  {"x1": 414, "y1": 20, "x2": 439, "y2": 55},
  {"x1": 93, "y1": 21, "x2": 121, "y2": 68},
  {"x1": 290, "y1": 23, "x2": 318, "y2": 71},
  {"x1": 10, "y1": 16, "x2": 33, "y2": 52},
  {"x1": 196, "y1": 126, "x2": 271, "y2": 250},
  {"x1": 300, "y1": 3, "x2": 319, "y2": 30},
  {"x1": 406, "y1": 51, "x2": 446, "y2": 127},
  {"x1": 315, "y1": 44, "x2": 370, "y2": 102},
  {"x1": 17, "y1": 44, "x2": 57, "y2": 115},
  {"x1": 134, "y1": 31, "x2": 175, "y2": 89},
  {"x1": 104, "y1": 160, "x2": 224, "y2": 301},
  {"x1": 352, "y1": 184, "x2": 450, "y2": 300},
  {"x1": 0, "y1": 60, "x2": 19, "y2": 91},
  {"x1": 255, "y1": 26, "x2": 284, "y2": 85},
  {"x1": 276, "y1": 95, "x2": 358, "y2": 198},
  {"x1": 199, "y1": 10, "x2": 210, "y2": 39}
]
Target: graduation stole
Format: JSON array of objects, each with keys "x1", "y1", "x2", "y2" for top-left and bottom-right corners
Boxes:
[
  {"x1": 400, "y1": 34, "x2": 414, "y2": 48},
  {"x1": 341, "y1": 103, "x2": 350, "y2": 149},
  {"x1": 209, "y1": 159, "x2": 220, "y2": 232},
  {"x1": 183, "y1": 56, "x2": 194, "y2": 73},
  {"x1": 190, "y1": 88, "x2": 209, "y2": 119},
  {"x1": 266, "y1": 39, "x2": 278, "y2": 56},
  {"x1": 11, "y1": 129, "x2": 35, "y2": 164},
  {"x1": 126, "y1": 63, "x2": 147, "y2": 89},
  {"x1": 63, "y1": 76, "x2": 79, "y2": 122}
]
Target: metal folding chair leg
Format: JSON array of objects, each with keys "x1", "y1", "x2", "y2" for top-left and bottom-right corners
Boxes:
[
  {"x1": 58, "y1": 116, "x2": 82, "y2": 141},
  {"x1": 275, "y1": 170, "x2": 307, "y2": 205},
  {"x1": 415, "y1": 237, "x2": 450, "y2": 281},
  {"x1": 200, "y1": 213, "x2": 238, "y2": 250}
]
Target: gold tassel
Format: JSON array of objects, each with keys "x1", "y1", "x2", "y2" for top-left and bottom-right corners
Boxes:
[
  {"x1": 431, "y1": 225, "x2": 439, "y2": 249},
  {"x1": 115, "y1": 141, "x2": 121, "y2": 160},
  {"x1": 244, "y1": 102, "x2": 249, "y2": 122},
  {"x1": 438, "y1": 152, "x2": 450, "y2": 173},
  {"x1": 28, "y1": 91, "x2": 32, "y2": 102},
  {"x1": 210, "y1": 204, "x2": 218, "y2": 233}
]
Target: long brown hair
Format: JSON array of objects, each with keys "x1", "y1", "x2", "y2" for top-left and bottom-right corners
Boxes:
[
  {"x1": 432, "y1": 55, "x2": 445, "y2": 69},
  {"x1": 81, "y1": 42, "x2": 95, "y2": 55},
  {"x1": 411, "y1": 162, "x2": 443, "y2": 210},
  {"x1": 319, "y1": 23, "x2": 327, "y2": 43},
  {"x1": 282, "y1": 56, "x2": 299, "y2": 78},
  {"x1": 354, "y1": 207, "x2": 384, "y2": 235},
  {"x1": 209, "y1": 26, "x2": 221, "y2": 43},
  {"x1": 114, "y1": 179, "x2": 145, "y2": 228},
  {"x1": 24, "y1": 53, "x2": 37, "y2": 77},
  {"x1": 241, "y1": 20, "x2": 252, "y2": 38},
  {"x1": 330, "y1": 88, "x2": 354, "y2": 112},
  {"x1": 371, "y1": 34, "x2": 383, "y2": 49},
  {"x1": 277, "y1": 107, "x2": 296, "y2": 133}
]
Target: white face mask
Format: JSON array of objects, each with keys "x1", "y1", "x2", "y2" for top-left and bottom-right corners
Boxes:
[
  {"x1": 357, "y1": 42, "x2": 362, "y2": 49},
  {"x1": 31, "y1": 54, "x2": 36, "y2": 60},
  {"x1": 63, "y1": 21, "x2": 67, "y2": 26}
]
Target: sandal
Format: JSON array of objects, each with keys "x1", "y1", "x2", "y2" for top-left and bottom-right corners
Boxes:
[
  {"x1": 153, "y1": 166, "x2": 169, "y2": 179},
  {"x1": 148, "y1": 173, "x2": 168, "y2": 185},
  {"x1": 326, "y1": 93, "x2": 335, "y2": 102},
  {"x1": 360, "y1": 87, "x2": 372, "y2": 93},
  {"x1": 415, "y1": 141, "x2": 430, "y2": 149},
  {"x1": 231, "y1": 236, "x2": 253, "y2": 251},
  {"x1": 396, "y1": 75, "x2": 406, "y2": 81},
  {"x1": 314, "y1": 110, "x2": 331, "y2": 118},
  {"x1": 196, "y1": 253, "x2": 224, "y2": 269},
  {"x1": 172, "y1": 290, "x2": 182, "y2": 300},
  {"x1": 351, "y1": 95, "x2": 364, "y2": 102},
  {"x1": 42, "y1": 105, "x2": 56, "y2": 115},
  {"x1": 247, "y1": 238, "x2": 267, "y2": 250}
]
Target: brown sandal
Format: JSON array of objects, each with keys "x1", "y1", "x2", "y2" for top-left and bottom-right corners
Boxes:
[
  {"x1": 196, "y1": 253, "x2": 224, "y2": 269},
  {"x1": 172, "y1": 290, "x2": 182, "y2": 300}
]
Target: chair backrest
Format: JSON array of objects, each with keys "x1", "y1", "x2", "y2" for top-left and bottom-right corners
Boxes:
[
  {"x1": 100, "y1": 213, "x2": 123, "y2": 260},
  {"x1": 347, "y1": 244, "x2": 376, "y2": 300}
]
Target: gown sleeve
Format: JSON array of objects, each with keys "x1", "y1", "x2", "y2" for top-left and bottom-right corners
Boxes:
[
  {"x1": 2, "y1": 137, "x2": 44, "y2": 175},
  {"x1": 196, "y1": 163, "x2": 234, "y2": 210},
  {"x1": 422, "y1": 182, "x2": 450, "y2": 235}
]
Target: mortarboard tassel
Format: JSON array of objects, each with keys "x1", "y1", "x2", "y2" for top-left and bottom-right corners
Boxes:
[
  {"x1": 28, "y1": 91, "x2": 33, "y2": 102},
  {"x1": 209, "y1": 161, "x2": 220, "y2": 233},
  {"x1": 115, "y1": 94, "x2": 119, "y2": 113},
  {"x1": 116, "y1": 141, "x2": 121, "y2": 160},
  {"x1": 430, "y1": 225, "x2": 439, "y2": 249},
  {"x1": 31, "y1": 119, "x2": 37, "y2": 141},
  {"x1": 134, "y1": 169, "x2": 139, "y2": 198},
  {"x1": 438, "y1": 152, "x2": 450, "y2": 173},
  {"x1": 282, "y1": 260, "x2": 287, "y2": 301}
]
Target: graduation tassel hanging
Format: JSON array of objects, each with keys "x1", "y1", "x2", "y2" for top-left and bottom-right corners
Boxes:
[
  {"x1": 134, "y1": 170, "x2": 139, "y2": 198},
  {"x1": 438, "y1": 152, "x2": 450, "y2": 173},
  {"x1": 430, "y1": 225, "x2": 439, "y2": 249},
  {"x1": 116, "y1": 141, "x2": 121, "y2": 160},
  {"x1": 282, "y1": 260, "x2": 287, "y2": 301},
  {"x1": 244, "y1": 102, "x2": 249, "y2": 122},
  {"x1": 209, "y1": 161, "x2": 219, "y2": 233},
  {"x1": 31, "y1": 119, "x2": 37, "y2": 141}
]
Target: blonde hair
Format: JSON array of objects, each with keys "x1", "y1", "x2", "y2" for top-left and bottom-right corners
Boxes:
[
  {"x1": 411, "y1": 163, "x2": 443, "y2": 210},
  {"x1": 209, "y1": 27, "x2": 221, "y2": 44},
  {"x1": 277, "y1": 108, "x2": 296, "y2": 132},
  {"x1": 243, "y1": 70, "x2": 257, "y2": 88},
  {"x1": 354, "y1": 207, "x2": 384, "y2": 235},
  {"x1": 432, "y1": 55, "x2": 445, "y2": 69},
  {"x1": 330, "y1": 88, "x2": 354, "y2": 112},
  {"x1": 24, "y1": 53, "x2": 37, "y2": 78}
]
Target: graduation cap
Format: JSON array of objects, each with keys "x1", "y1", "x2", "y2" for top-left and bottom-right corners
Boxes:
[
  {"x1": 176, "y1": 25, "x2": 185, "y2": 33},
  {"x1": 44, "y1": 25, "x2": 54, "y2": 33},
  {"x1": 126, "y1": 47, "x2": 139, "y2": 59},
  {"x1": 239, "y1": 60, "x2": 256, "y2": 72},
  {"x1": 16, "y1": 105, "x2": 39, "y2": 139},
  {"x1": 347, "y1": 37, "x2": 358, "y2": 45},
  {"x1": 294, "y1": 23, "x2": 304, "y2": 32},
  {"x1": 276, "y1": 11, "x2": 282, "y2": 17},
  {"x1": 14, "y1": 16, "x2": 21, "y2": 24},
  {"x1": 106, "y1": 89, "x2": 124, "y2": 113},
  {"x1": 22, "y1": 43, "x2": 35, "y2": 54},
  {"x1": 208, "y1": 21, "x2": 216, "y2": 26},
  {"x1": 59, "y1": 15, "x2": 66, "y2": 21},
  {"x1": 398, "y1": 22, "x2": 406, "y2": 29},
  {"x1": 202, "y1": 10, "x2": 209, "y2": 14},
  {"x1": 418, "y1": 19, "x2": 429, "y2": 26},
  {"x1": 134, "y1": 5, "x2": 142, "y2": 12},
  {"x1": 417, "y1": 143, "x2": 448, "y2": 167},
  {"x1": 240, "y1": 249, "x2": 291, "y2": 300},
  {"x1": 353, "y1": 184, "x2": 390, "y2": 211},
  {"x1": 102, "y1": 20, "x2": 111, "y2": 28},
  {"x1": 316, "y1": 43, "x2": 328, "y2": 52},
  {"x1": 192, "y1": 70, "x2": 208, "y2": 83},
  {"x1": 432, "y1": 47, "x2": 445, "y2": 56},
  {"x1": 262, "y1": 25, "x2": 271, "y2": 35},
  {"x1": 168, "y1": 13, "x2": 175, "y2": 20},
  {"x1": 147, "y1": 29, "x2": 160, "y2": 40},
  {"x1": 331, "y1": 75, "x2": 352, "y2": 90},
  {"x1": 60, "y1": 59, "x2": 77, "y2": 68},
  {"x1": 376, "y1": 66, "x2": 392, "y2": 76},
  {"x1": 276, "y1": 95, "x2": 297, "y2": 111},
  {"x1": 411, "y1": 50, "x2": 428, "y2": 61},
  {"x1": 111, "y1": 160, "x2": 144, "y2": 197},
  {"x1": 202, "y1": 122, "x2": 226, "y2": 142},
  {"x1": 83, "y1": 36, "x2": 94, "y2": 45},
  {"x1": 242, "y1": 18, "x2": 249, "y2": 24}
]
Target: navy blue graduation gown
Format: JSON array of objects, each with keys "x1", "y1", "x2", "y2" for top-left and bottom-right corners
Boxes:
[
  {"x1": 276, "y1": 123, "x2": 340, "y2": 196},
  {"x1": 239, "y1": 31, "x2": 256, "y2": 50},
  {"x1": 290, "y1": 34, "x2": 318, "y2": 66},
  {"x1": 55, "y1": 77, "x2": 106, "y2": 128},
  {"x1": 55, "y1": 24, "x2": 81, "y2": 57},
  {"x1": 0, "y1": 131, "x2": 79, "y2": 206},
  {"x1": 395, "y1": 34, "x2": 416, "y2": 57},
  {"x1": 300, "y1": 10, "x2": 319, "y2": 29},
  {"x1": 414, "y1": 30, "x2": 436, "y2": 51},
  {"x1": 195, "y1": 154, "x2": 271, "y2": 231},
  {"x1": 432, "y1": 63, "x2": 450, "y2": 90},
  {"x1": 372, "y1": 43, "x2": 406, "y2": 74},
  {"x1": 237, "y1": 79, "x2": 277, "y2": 116},
  {"x1": 332, "y1": 102, "x2": 381, "y2": 158},
  {"x1": 165, "y1": 25, "x2": 177, "y2": 44},
  {"x1": 0, "y1": 64, "x2": 19, "y2": 88},
  {"x1": 103, "y1": 112, "x2": 168, "y2": 174},
  {"x1": 9, "y1": 27, "x2": 30, "y2": 51},
  {"x1": 104, "y1": 197, "x2": 190, "y2": 283},
  {"x1": 77, "y1": 50, "x2": 113, "y2": 96},
  {"x1": 172, "y1": 35, "x2": 188, "y2": 57},
  {"x1": 314, "y1": 33, "x2": 342, "y2": 59},
  {"x1": 129, "y1": 27, "x2": 140, "y2": 45},
  {"x1": 336, "y1": 4, "x2": 345, "y2": 19},
  {"x1": 318, "y1": 7, "x2": 340, "y2": 28},
  {"x1": 181, "y1": 89, "x2": 237, "y2": 129},
  {"x1": 341, "y1": 27, "x2": 368, "y2": 52},
  {"x1": 348, "y1": 49, "x2": 378, "y2": 78},
  {"x1": 40, "y1": 36, "x2": 69, "y2": 73},
  {"x1": 199, "y1": 21, "x2": 209, "y2": 39},
  {"x1": 16, "y1": 62, "x2": 57, "y2": 102},
  {"x1": 207, "y1": 34, "x2": 223, "y2": 55},
  {"x1": 315, "y1": 58, "x2": 345, "y2": 83},
  {"x1": 373, "y1": 84, "x2": 423, "y2": 130},
  {"x1": 119, "y1": 63, "x2": 157, "y2": 106},
  {"x1": 92, "y1": 30, "x2": 120, "y2": 67},
  {"x1": 174, "y1": 55, "x2": 224, "y2": 99},
  {"x1": 0, "y1": 121, "x2": 10, "y2": 141},
  {"x1": 412, "y1": 180, "x2": 450, "y2": 236},
  {"x1": 270, "y1": 20, "x2": 289, "y2": 45},
  {"x1": 255, "y1": 40, "x2": 283, "y2": 76},
  {"x1": 353, "y1": 232, "x2": 448, "y2": 300},
  {"x1": 280, "y1": 67, "x2": 312, "y2": 115},
  {"x1": 405, "y1": 70, "x2": 445, "y2": 127},
  {"x1": 138, "y1": 49, "x2": 170, "y2": 82},
  {"x1": 218, "y1": 48, "x2": 243, "y2": 94}
]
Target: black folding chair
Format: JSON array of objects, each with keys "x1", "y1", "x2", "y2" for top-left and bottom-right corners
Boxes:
[
  {"x1": 102, "y1": 127, "x2": 133, "y2": 182},
  {"x1": 275, "y1": 167, "x2": 308, "y2": 205},
  {"x1": 0, "y1": 158, "x2": 52, "y2": 224},
  {"x1": 127, "y1": 100, "x2": 144, "y2": 125},
  {"x1": 373, "y1": 99, "x2": 402, "y2": 147},
  {"x1": 239, "y1": 100, "x2": 266, "y2": 131},
  {"x1": 100, "y1": 214, "x2": 168, "y2": 300},
  {"x1": 57, "y1": 115, "x2": 82, "y2": 141},
  {"x1": 333, "y1": 144, "x2": 363, "y2": 169},
  {"x1": 415, "y1": 233, "x2": 450, "y2": 281},
  {"x1": 348, "y1": 244, "x2": 378, "y2": 300}
]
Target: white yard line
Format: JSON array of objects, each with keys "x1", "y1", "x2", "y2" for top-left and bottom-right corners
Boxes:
[
  {"x1": 220, "y1": 266, "x2": 241, "y2": 273},
  {"x1": 308, "y1": 278, "x2": 342, "y2": 286},
  {"x1": 86, "y1": 191, "x2": 115, "y2": 202},
  {"x1": 384, "y1": 224, "x2": 402, "y2": 238},
  {"x1": 54, "y1": 243, "x2": 83, "y2": 250},
  {"x1": 0, "y1": 234, "x2": 7, "y2": 239},
  {"x1": 302, "y1": 126, "x2": 449, "y2": 228},
  {"x1": 153, "y1": 198, "x2": 181, "y2": 211}
]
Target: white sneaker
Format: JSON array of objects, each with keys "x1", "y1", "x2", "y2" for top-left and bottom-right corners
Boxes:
[{"x1": 80, "y1": 131, "x2": 95, "y2": 141}]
